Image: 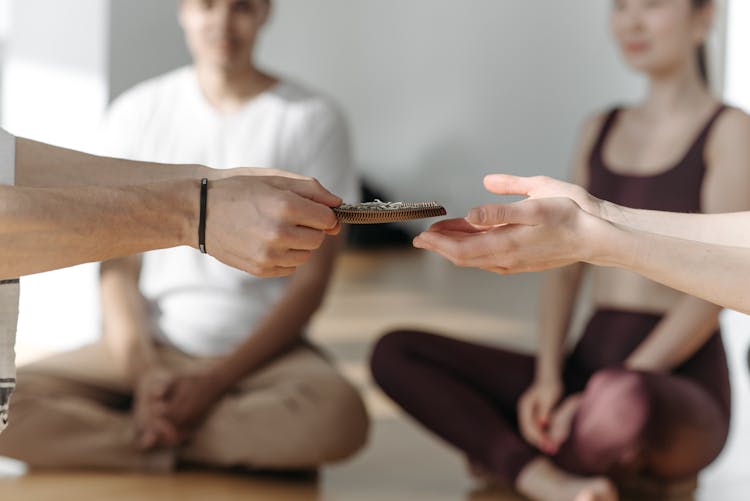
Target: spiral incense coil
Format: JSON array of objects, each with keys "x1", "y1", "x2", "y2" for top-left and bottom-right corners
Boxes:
[{"x1": 333, "y1": 199, "x2": 447, "y2": 224}]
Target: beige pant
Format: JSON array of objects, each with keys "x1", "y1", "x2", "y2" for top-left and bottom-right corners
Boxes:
[{"x1": 0, "y1": 342, "x2": 369, "y2": 472}]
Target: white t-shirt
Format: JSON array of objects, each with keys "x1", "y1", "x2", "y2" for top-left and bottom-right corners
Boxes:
[
  {"x1": 0, "y1": 127, "x2": 19, "y2": 432},
  {"x1": 100, "y1": 67, "x2": 358, "y2": 357}
]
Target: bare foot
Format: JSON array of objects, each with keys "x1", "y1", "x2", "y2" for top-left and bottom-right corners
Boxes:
[
  {"x1": 570, "y1": 477, "x2": 618, "y2": 501},
  {"x1": 516, "y1": 458, "x2": 618, "y2": 501},
  {"x1": 466, "y1": 459, "x2": 512, "y2": 489}
]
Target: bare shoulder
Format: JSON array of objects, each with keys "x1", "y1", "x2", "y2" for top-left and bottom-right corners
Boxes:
[
  {"x1": 578, "y1": 110, "x2": 611, "y2": 145},
  {"x1": 710, "y1": 107, "x2": 750, "y2": 148}
]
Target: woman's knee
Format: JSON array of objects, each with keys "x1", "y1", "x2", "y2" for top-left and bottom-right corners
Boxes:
[
  {"x1": 370, "y1": 330, "x2": 431, "y2": 386},
  {"x1": 566, "y1": 369, "x2": 656, "y2": 472},
  {"x1": 580, "y1": 368, "x2": 655, "y2": 432}
]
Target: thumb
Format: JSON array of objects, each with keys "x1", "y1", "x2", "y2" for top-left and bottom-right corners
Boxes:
[
  {"x1": 537, "y1": 398, "x2": 555, "y2": 425},
  {"x1": 547, "y1": 408, "x2": 573, "y2": 449},
  {"x1": 151, "y1": 377, "x2": 174, "y2": 400},
  {"x1": 277, "y1": 176, "x2": 343, "y2": 207}
]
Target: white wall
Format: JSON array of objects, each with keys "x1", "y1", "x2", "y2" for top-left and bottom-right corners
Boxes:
[
  {"x1": 1, "y1": 0, "x2": 110, "y2": 353},
  {"x1": 724, "y1": 0, "x2": 750, "y2": 110},
  {"x1": 108, "y1": 0, "x2": 190, "y2": 102},
  {"x1": 258, "y1": 0, "x2": 644, "y2": 217}
]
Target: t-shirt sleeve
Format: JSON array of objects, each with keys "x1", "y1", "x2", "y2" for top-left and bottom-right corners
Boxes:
[
  {"x1": 296, "y1": 102, "x2": 361, "y2": 205},
  {"x1": 0, "y1": 127, "x2": 15, "y2": 186}
]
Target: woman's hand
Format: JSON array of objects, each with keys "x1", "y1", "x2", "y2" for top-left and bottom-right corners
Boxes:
[
  {"x1": 479, "y1": 174, "x2": 605, "y2": 217},
  {"x1": 545, "y1": 394, "x2": 582, "y2": 455},
  {"x1": 414, "y1": 196, "x2": 601, "y2": 274},
  {"x1": 517, "y1": 379, "x2": 563, "y2": 453}
]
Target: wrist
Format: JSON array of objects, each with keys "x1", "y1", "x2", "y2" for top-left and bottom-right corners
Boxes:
[
  {"x1": 167, "y1": 178, "x2": 201, "y2": 249},
  {"x1": 134, "y1": 354, "x2": 164, "y2": 377},
  {"x1": 534, "y1": 364, "x2": 562, "y2": 386},
  {"x1": 575, "y1": 212, "x2": 621, "y2": 267},
  {"x1": 597, "y1": 198, "x2": 619, "y2": 223},
  {"x1": 207, "y1": 364, "x2": 236, "y2": 393}
]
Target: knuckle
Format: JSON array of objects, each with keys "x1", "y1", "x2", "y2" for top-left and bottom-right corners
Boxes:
[
  {"x1": 526, "y1": 202, "x2": 542, "y2": 219},
  {"x1": 255, "y1": 246, "x2": 274, "y2": 264},
  {"x1": 264, "y1": 224, "x2": 284, "y2": 242},
  {"x1": 279, "y1": 200, "x2": 295, "y2": 219}
]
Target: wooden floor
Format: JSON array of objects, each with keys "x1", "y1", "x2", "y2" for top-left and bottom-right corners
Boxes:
[{"x1": 1, "y1": 249, "x2": 748, "y2": 500}]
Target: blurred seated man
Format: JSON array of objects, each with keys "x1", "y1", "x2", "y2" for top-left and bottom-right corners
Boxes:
[{"x1": 0, "y1": 0, "x2": 368, "y2": 472}]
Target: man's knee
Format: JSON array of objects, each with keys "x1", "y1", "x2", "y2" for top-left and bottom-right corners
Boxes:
[
  {"x1": 307, "y1": 374, "x2": 370, "y2": 463},
  {"x1": 11, "y1": 370, "x2": 63, "y2": 401}
]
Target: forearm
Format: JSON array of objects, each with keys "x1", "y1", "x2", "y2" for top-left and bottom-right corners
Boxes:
[
  {"x1": 625, "y1": 296, "x2": 721, "y2": 372},
  {"x1": 0, "y1": 180, "x2": 197, "y2": 279},
  {"x1": 601, "y1": 201, "x2": 750, "y2": 248},
  {"x1": 211, "y1": 238, "x2": 339, "y2": 389},
  {"x1": 535, "y1": 264, "x2": 584, "y2": 381},
  {"x1": 15, "y1": 138, "x2": 211, "y2": 187},
  {"x1": 100, "y1": 257, "x2": 159, "y2": 378},
  {"x1": 212, "y1": 279, "x2": 328, "y2": 389},
  {"x1": 587, "y1": 219, "x2": 750, "y2": 314}
]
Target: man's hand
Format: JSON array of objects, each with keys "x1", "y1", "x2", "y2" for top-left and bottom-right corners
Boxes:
[
  {"x1": 133, "y1": 367, "x2": 180, "y2": 450},
  {"x1": 205, "y1": 175, "x2": 343, "y2": 277},
  {"x1": 157, "y1": 370, "x2": 226, "y2": 439}
]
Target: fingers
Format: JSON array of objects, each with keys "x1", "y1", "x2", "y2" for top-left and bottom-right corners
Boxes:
[
  {"x1": 137, "y1": 429, "x2": 158, "y2": 450},
  {"x1": 483, "y1": 174, "x2": 536, "y2": 197},
  {"x1": 544, "y1": 400, "x2": 579, "y2": 454},
  {"x1": 426, "y1": 218, "x2": 486, "y2": 234},
  {"x1": 545, "y1": 413, "x2": 568, "y2": 453},
  {"x1": 273, "y1": 191, "x2": 339, "y2": 232},
  {"x1": 218, "y1": 251, "x2": 302, "y2": 278},
  {"x1": 535, "y1": 392, "x2": 556, "y2": 427},
  {"x1": 137, "y1": 419, "x2": 180, "y2": 450},
  {"x1": 414, "y1": 230, "x2": 506, "y2": 269},
  {"x1": 325, "y1": 221, "x2": 342, "y2": 236},
  {"x1": 143, "y1": 374, "x2": 172, "y2": 401},
  {"x1": 518, "y1": 395, "x2": 546, "y2": 448},
  {"x1": 467, "y1": 199, "x2": 546, "y2": 227}
]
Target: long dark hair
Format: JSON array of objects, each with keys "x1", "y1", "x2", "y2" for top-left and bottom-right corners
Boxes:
[{"x1": 692, "y1": 0, "x2": 712, "y2": 86}]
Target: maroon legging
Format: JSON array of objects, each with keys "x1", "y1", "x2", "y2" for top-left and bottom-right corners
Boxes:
[{"x1": 370, "y1": 309, "x2": 730, "y2": 482}]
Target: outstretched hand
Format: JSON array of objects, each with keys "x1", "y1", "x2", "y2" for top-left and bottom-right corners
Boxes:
[
  {"x1": 413, "y1": 175, "x2": 607, "y2": 274},
  {"x1": 207, "y1": 174, "x2": 342, "y2": 278}
]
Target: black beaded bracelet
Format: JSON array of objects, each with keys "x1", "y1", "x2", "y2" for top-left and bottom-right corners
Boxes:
[{"x1": 199, "y1": 178, "x2": 208, "y2": 254}]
